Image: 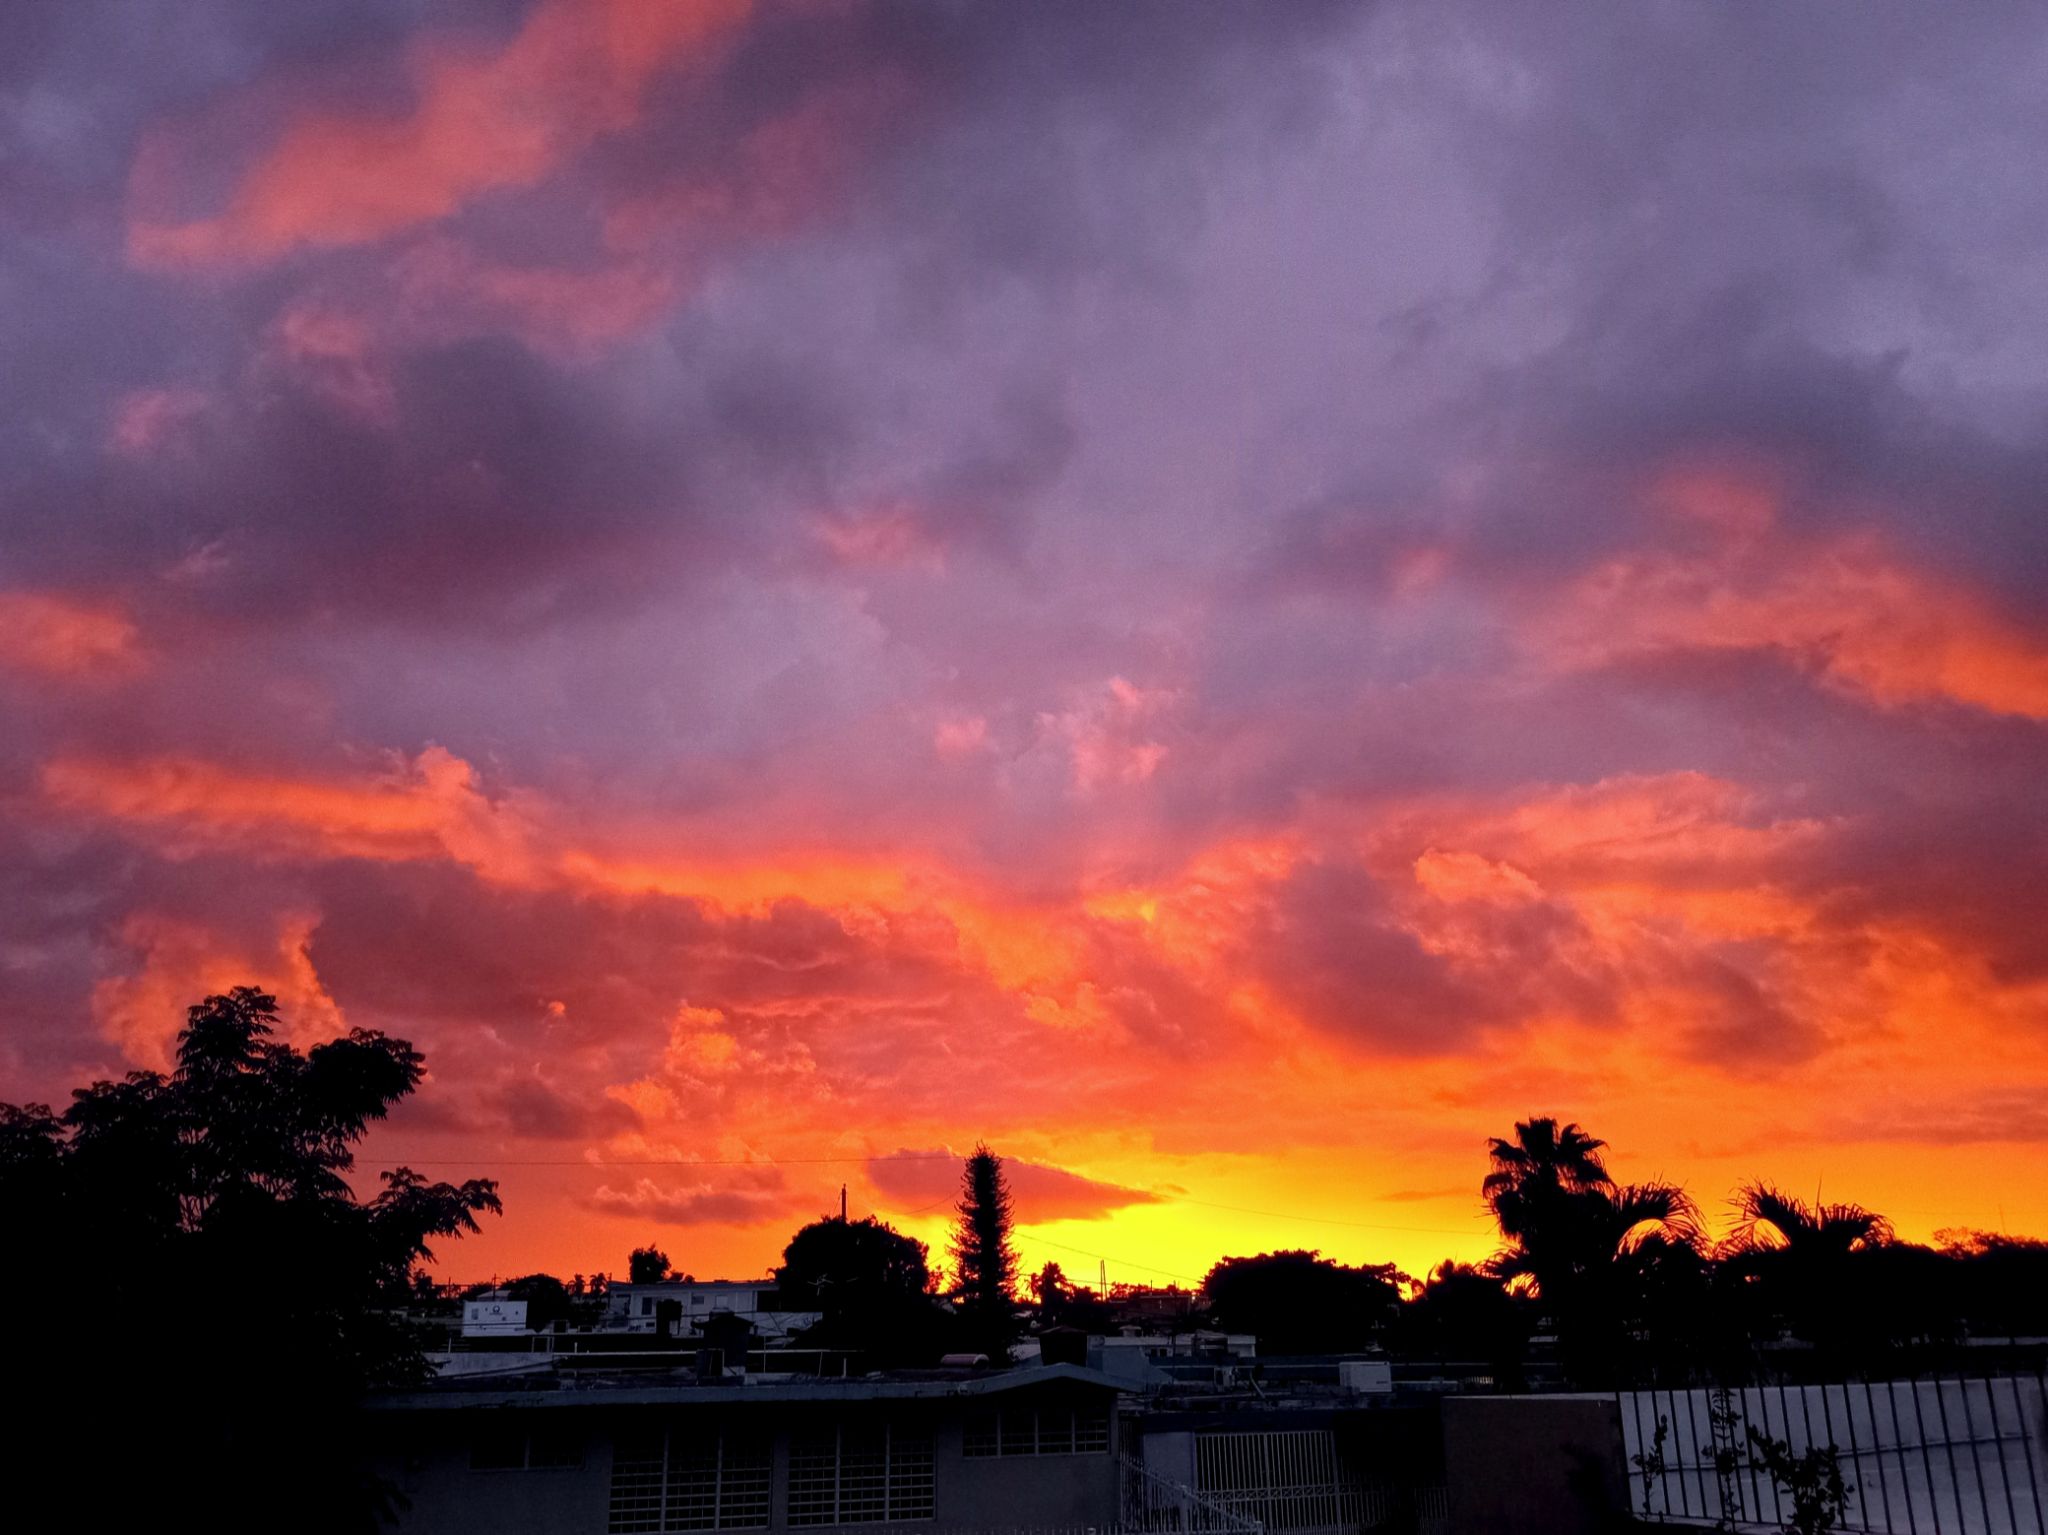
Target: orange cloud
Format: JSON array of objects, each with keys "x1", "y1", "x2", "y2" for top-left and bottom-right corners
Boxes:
[
  {"x1": 130, "y1": 0, "x2": 754, "y2": 268},
  {"x1": 92, "y1": 910, "x2": 345, "y2": 1071},
  {"x1": 1536, "y1": 477, "x2": 2048, "y2": 718},
  {"x1": 0, "y1": 592, "x2": 143, "y2": 678},
  {"x1": 41, "y1": 747, "x2": 541, "y2": 879}
]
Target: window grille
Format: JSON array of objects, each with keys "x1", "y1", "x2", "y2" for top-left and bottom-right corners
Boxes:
[
  {"x1": 607, "y1": 1426, "x2": 772, "y2": 1533},
  {"x1": 963, "y1": 1404, "x2": 1109, "y2": 1458},
  {"x1": 788, "y1": 1421, "x2": 934, "y2": 1526}
]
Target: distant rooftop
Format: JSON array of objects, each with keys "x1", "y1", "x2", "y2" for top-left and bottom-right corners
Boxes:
[{"x1": 369, "y1": 1361, "x2": 1135, "y2": 1413}]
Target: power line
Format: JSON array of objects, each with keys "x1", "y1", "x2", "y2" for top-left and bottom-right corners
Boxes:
[
  {"x1": 1170, "y1": 1195, "x2": 1491, "y2": 1240},
  {"x1": 1026, "y1": 1236, "x2": 1206, "y2": 1287}
]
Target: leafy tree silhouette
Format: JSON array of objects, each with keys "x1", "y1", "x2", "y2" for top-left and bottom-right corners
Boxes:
[
  {"x1": 1031, "y1": 1259, "x2": 1070, "y2": 1312},
  {"x1": 0, "y1": 987, "x2": 499, "y2": 1533},
  {"x1": 629, "y1": 1244, "x2": 674, "y2": 1283},
  {"x1": 1397, "y1": 1260, "x2": 1530, "y2": 1386},
  {"x1": 1202, "y1": 1249, "x2": 1406, "y2": 1354},
  {"x1": 775, "y1": 1213, "x2": 948, "y2": 1366},
  {"x1": 950, "y1": 1144, "x2": 1021, "y2": 1361}
]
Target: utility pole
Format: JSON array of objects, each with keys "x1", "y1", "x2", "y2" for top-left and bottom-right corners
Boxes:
[{"x1": 839, "y1": 1184, "x2": 847, "y2": 1222}]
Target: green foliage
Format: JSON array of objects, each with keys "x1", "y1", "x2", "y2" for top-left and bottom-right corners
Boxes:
[
  {"x1": 1746, "y1": 1424, "x2": 1854, "y2": 1535},
  {"x1": 0, "y1": 987, "x2": 499, "y2": 1532},
  {"x1": 1631, "y1": 1413, "x2": 1670, "y2": 1519}
]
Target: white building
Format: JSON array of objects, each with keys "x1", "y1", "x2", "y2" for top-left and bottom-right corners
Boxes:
[
  {"x1": 602, "y1": 1279, "x2": 819, "y2": 1345},
  {"x1": 460, "y1": 1294, "x2": 529, "y2": 1337}
]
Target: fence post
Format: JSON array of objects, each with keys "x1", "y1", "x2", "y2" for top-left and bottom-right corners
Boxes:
[
  {"x1": 1931, "y1": 1376, "x2": 1968, "y2": 1535},
  {"x1": 1861, "y1": 1377, "x2": 1896, "y2": 1535}
]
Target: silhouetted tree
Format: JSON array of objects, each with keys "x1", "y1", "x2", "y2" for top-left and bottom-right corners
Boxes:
[
  {"x1": 1203, "y1": 1250, "x2": 1406, "y2": 1354},
  {"x1": 504, "y1": 1272, "x2": 573, "y2": 1331},
  {"x1": 629, "y1": 1244, "x2": 674, "y2": 1283},
  {"x1": 1723, "y1": 1182, "x2": 1896, "y2": 1366},
  {"x1": 1397, "y1": 1261, "x2": 1530, "y2": 1385},
  {"x1": 1032, "y1": 1260, "x2": 1070, "y2": 1311},
  {"x1": 950, "y1": 1144, "x2": 1021, "y2": 1360},
  {"x1": 1937, "y1": 1230, "x2": 2048, "y2": 1341},
  {"x1": 0, "y1": 987, "x2": 500, "y2": 1533},
  {"x1": 1483, "y1": 1117, "x2": 1698, "y2": 1386},
  {"x1": 1482, "y1": 1117, "x2": 1612, "y2": 1237},
  {"x1": 776, "y1": 1214, "x2": 947, "y2": 1365}
]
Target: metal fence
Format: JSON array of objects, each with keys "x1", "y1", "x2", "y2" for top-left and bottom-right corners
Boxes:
[
  {"x1": 1619, "y1": 1376, "x2": 2048, "y2": 1534},
  {"x1": 1122, "y1": 1454, "x2": 1266, "y2": 1535},
  {"x1": 1187, "y1": 1427, "x2": 1443, "y2": 1534}
]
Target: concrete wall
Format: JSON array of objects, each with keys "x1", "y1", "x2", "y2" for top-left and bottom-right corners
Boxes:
[
  {"x1": 372, "y1": 1388, "x2": 1120, "y2": 1535},
  {"x1": 376, "y1": 1412, "x2": 615, "y2": 1535},
  {"x1": 1441, "y1": 1395, "x2": 1632, "y2": 1535},
  {"x1": 930, "y1": 1411, "x2": 1119, "y2": 1529}
]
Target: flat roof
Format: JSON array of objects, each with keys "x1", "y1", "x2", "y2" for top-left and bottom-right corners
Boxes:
[{"x1": 368, "y1": 1362, "x2": 1134, "y2": 1413}]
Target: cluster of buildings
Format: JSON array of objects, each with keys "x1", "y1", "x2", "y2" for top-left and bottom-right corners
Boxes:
[
  {"x1": 387, "y1": 1274, "x2": 1956, "y2": 1535},
  {"x1": 374, "y1": 1275, "x2": 1493, "y2": 1535}
]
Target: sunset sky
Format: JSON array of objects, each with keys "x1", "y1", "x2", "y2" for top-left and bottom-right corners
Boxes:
[{"x1": 4, "y1": 1, "x2": 2046, "y2": 1290}]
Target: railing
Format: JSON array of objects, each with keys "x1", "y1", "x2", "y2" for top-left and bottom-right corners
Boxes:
[
  {"x1": 1619, "y1": 1376, "x2": 2048, "y2": 1533},
  {"x1": 1189, "y1": 1427, "x2": 1430, "y2": 1533},
  {"x1": 1122, "y1": 1455, "x2": 1266, "y2": 1535}
]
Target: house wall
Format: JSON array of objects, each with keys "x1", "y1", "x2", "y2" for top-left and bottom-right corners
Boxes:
[
  {"x1": 1441, "y1": 1394, "x2": 1631, "y2": 1535},
  {"x1": 371, "y1": 1387, "x2": 1121, "y2": 1535},
  {"x1": 375, "y1": 1412, "x2": 616, "y2": 1535},
  {"x1": 927, "y1": 1410, "x2": 1119, "y2": 1530}
]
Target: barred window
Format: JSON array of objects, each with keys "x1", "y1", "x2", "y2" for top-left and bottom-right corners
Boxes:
[
  {"x1": 471, "y1": 1423, "x2": 585, "y2": 1471},
  {"x1": 788, "y1": 1422, "x2": 934, "y2": 1526},
  {"x1": 963, "y1": 1403, "x2": 1110, "y2": 1458},
  {"x1": 608, "y1": 1426, "x2": 772, "y2": 1534}
]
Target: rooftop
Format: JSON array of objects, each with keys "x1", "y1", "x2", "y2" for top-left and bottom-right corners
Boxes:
[{"x1": 369, "y1": 1361, "x2": 1134, "y2": 1413}]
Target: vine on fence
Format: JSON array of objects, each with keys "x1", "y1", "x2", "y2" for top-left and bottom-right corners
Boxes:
[
  {"x1": 1631, "y1": 1413, "x2": 1669, "y2": 1520},
  {"x1": 1707, "y1": 1388, "x2": 1745, "y2": 1532},
  {"x1": 1745, "y1": 1425, "x2": 1853, "y2": 1535}
]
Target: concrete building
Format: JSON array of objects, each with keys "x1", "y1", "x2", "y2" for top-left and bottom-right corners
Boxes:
[
  {"x1": 462, "y1": 1295, "x2": 532, "y2": 1337},
  {"x1": 366, "y1": 1362, "x2": 1131, "y2": 1535},
  {"x1": 605, "y1": 1280, "x2": 822, "y2": 1347}
]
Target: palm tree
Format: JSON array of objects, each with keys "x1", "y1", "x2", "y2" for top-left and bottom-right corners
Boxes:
[
  {"x1": 1723, "y1": 1182, "x2": 1892, "y2": 1361},
  {"x1": 1491, "y1": 1178, "x2": 1701, "y2": 1298},
  {"x1": 1725, "y1": 1182, "x2": 1892, "y2": 1259},
  {"x1": 1483, "y1": 1119, "x2": 1699, "y2": 1385},
  {"x1": 1482, "y1": 1118, "x2": 1612, "y2": 1241}
]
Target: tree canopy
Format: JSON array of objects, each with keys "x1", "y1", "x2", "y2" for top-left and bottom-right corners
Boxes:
[
  {"x1": 1202, "y1": 1249, "x2": 1406, "y2": 1354},
  {"x1": 775, "y1": 1214, "x2": 949, "y2": 1365},
  {"x1": 629, "y1": 1244, "x2": 675, "y2": 1283},
  {"x1": 0, "y1": 987, "x2": 499, "y2": 1533}
]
